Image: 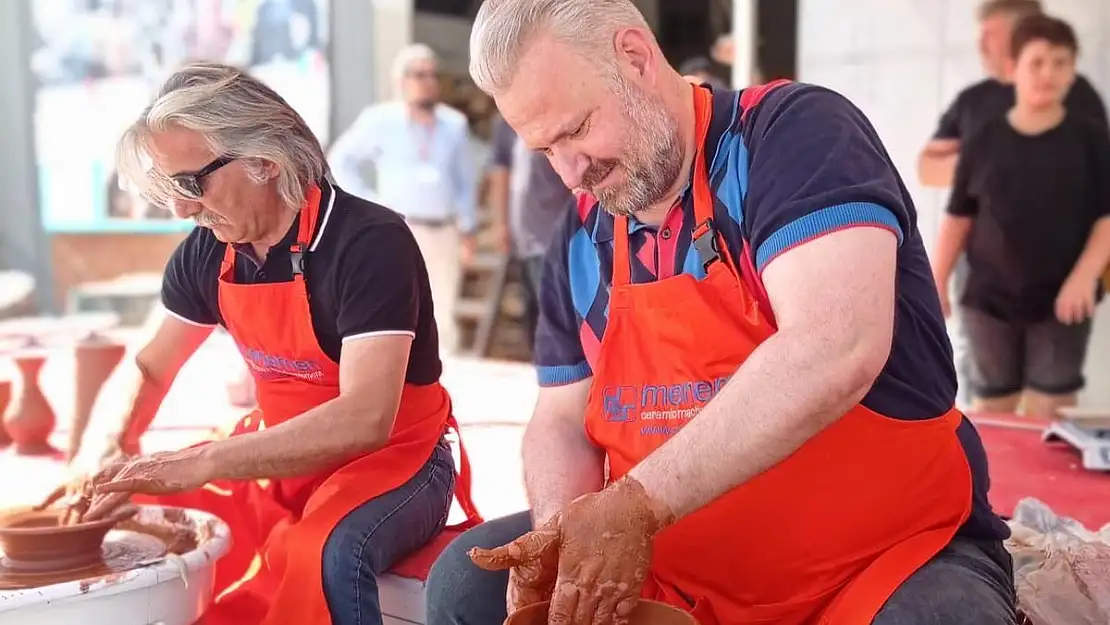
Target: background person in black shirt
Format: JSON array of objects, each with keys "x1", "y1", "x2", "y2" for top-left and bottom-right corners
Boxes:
[
  {"x1": 931, "y1": 15, "x2": 1110, "y2": 418},
  {"x1": 917, "y1": 0, "x2": 1108, "y2": 188}
]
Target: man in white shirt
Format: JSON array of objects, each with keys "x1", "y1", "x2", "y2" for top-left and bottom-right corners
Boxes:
[{"x1": 329, "y1": 44, "x2": 478, "y2": 353}]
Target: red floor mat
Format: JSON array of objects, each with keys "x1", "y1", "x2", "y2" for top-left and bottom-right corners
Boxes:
[{"x1": 974, "y1": 416, "x2": 1110, "y2": 529}]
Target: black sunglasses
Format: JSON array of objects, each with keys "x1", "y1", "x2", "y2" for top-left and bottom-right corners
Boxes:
[{"x1": 170, "y1": 156, "x2": 234, "y2": 199}]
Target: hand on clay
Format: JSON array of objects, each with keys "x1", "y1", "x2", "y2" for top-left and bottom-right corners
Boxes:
[
  {"x1": 470, "y1": 514, "x2": 563, "y2": 614},
  {"x1": 472, "y1": 477, "x2": 673, "y2": 625},
  {"x1": 84, "y1": 448, "x2": 211, "y2": 521}
]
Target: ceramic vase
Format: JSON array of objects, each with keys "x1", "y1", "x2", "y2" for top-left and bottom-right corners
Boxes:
[
  {"x1": 71, "y1": 336, "x2": 125, "y2": 459},
  {"x1": 4, "y1": 353, "x2": 56, "y2": 455}
]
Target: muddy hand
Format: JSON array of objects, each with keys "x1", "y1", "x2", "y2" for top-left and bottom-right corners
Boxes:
[
  {"x1": 77, "y1": 459, "x2": 132, "y2": 522},
  {"x1": 86, "y1": 448, "x2": 211, "y2": 521},
  {"x1": 470, "y1": 514, "x2": 563, "y2": 614},
  {"x1": 548, "y1": 477, "x2": 674, "y2": 625}
]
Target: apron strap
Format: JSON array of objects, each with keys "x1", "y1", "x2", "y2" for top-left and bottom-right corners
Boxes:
[
  {"x1": 446, "y1": 415, "x2": 484, "y2": 530},
  {"x1": 612, "y1": 86, "x2": 716, "y2": 288}
]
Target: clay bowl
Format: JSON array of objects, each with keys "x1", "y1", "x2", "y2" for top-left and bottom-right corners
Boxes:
[
  {"x1": 506, "y1": 600, "x2": 699, "y2": 625},
  {"x1": 0, "y1": 506, "x2": 136, "y2": 572}
]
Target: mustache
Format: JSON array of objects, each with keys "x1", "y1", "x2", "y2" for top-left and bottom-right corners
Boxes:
[
  {"x1": 580, "y1": 160, "x2": 619, "y2": 191},
  {"x1": 194, "y1": 212, "x2": 224, "y2": 228}
]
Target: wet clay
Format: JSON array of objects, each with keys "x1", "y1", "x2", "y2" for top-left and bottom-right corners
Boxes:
[
  {"x1": 0, "y1": 530, "x2": 165, "y2": 590},
  {"x1": 0, "y1": 508, "x2": 134, "y2": 573},
  {"x1": 0, "y1": 508, "x2": 202, "y2": 591},
  {"x1": 472, "y1": 477, "x2": 673, "y2": 621},
  {"x1": 505, "y1": 600, "x2": 700, "y2": 625}
]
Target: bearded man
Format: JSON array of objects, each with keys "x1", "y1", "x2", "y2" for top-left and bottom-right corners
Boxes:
[{"x1": 425, "y1": 1, "x2": 1017, "y2": 624}]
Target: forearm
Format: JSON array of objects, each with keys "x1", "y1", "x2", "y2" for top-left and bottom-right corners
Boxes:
[
  {"x1": 200, "y1": 395, "x2": 390, "y2": 481},
  {"x1": 931, "y1": 215, "x2": 972, "y2": 287},
  {"x1": 1069, "y1": 216, "x2": 1110, "y2": 282},
  {"x1": 918, "y1": 151, "x2": 959, "y2": 188},
  {"x1": 81, "y1": 356, "x2": 171, "y2": 453},
  {"x1": 522, "y1": 415, "x2": 606, "y2": 525},
  {"x1": 628, "y1": 328, "x2": 880, "y2": 520},
  {"x1": 489, "y1": 170, "x2": 510, "y2": 231}
]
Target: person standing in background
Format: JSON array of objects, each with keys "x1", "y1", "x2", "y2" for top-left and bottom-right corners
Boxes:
[
  {"x1": 329, "y1": 44, "x2": 478, "y2": 354},
  {"x1": 932, "y1": 15, "x2": 1110, "y2": 418},
  {"x1": 918, "y1": 0, "x2": 1106, "y2": 187},
  {"x1": 916, "y1": 0, "x2": 1107, "y2": 409},
  {"x1": 488, "y1": 115, "x2": 575, "y2": 350}
]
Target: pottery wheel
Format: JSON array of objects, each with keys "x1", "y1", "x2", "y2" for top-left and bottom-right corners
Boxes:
[{"x1": 0, "y1": 529, "x2": 167, "y2": 590}]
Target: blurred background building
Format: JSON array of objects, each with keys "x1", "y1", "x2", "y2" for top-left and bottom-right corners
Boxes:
[{"x1": 0, "y1": 0, "x2": 1106, "y2": 404}]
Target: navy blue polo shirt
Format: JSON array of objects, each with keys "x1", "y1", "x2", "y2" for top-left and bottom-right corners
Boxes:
[
  {"x1": 161, "y1": 180, "x2": 443, "y2": 386},
  {"x1": 535, "y1": 81, "x2": 1009, "y2": 540}
]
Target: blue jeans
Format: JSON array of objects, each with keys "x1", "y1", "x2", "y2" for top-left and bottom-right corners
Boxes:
[
  {"x1": 426, "y1": 511, "x2": 1016, "y2": 625},
  {"x1": 322, "y1": 439, "x2": 455, "y2": 625}
]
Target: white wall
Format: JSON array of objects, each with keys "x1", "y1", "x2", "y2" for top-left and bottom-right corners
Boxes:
[{"x1": 797, "y1": 0, "x2": 1110, "y2": 407}]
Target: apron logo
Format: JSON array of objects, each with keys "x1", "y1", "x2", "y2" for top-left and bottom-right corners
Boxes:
[
  {"x1": 602, "y1": 386, "x2": 638, "y2": 422},
  {"x1": 240, "y1": 346, "x2": 325, "y2": 381},
  {"x1": 602, "y1": 376, "x2": 732, "y2": 433}
]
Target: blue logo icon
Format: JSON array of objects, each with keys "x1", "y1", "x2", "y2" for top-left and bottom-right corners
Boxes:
[{"x1": 602, "y1": 386, "x2": 637, "y2": 422}]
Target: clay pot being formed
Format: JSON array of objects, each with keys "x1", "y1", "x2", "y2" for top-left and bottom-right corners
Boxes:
[
  {"x1": 71, "y1": 335, "x2": 126, "y2": 459},
  {"x1": 505, "y1": 600, "x2": 700, "y2": 625},
  {"x1": 3, "y1": 352, "x2": 56, "y2": 455},
  {"x1": 0, "y1": 507, "x2": 137, "y2": 572}
]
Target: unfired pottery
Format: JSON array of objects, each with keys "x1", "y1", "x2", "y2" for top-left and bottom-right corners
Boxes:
[
  {"x1": 3, "y1": 353, "x2": 56, "y2": 456},
  {"x1": 71, "y1": 335, "x2": 126, "y2": 458},
  {"x1": 0, "y1": 507, "x2": 136, "y2": 573},
  {"x1": 0, "y1": 379, "x2": 12, "y2": 447},
  {"x1": 505, "y1": 599, "x2": 700, "y2": 625}
]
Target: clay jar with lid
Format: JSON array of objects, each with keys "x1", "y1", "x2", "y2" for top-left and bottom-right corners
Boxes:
[{"x1": 505, "y1": 600, "x2": 699, "y2": 625}]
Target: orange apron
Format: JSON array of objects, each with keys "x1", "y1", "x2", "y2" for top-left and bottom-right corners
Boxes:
[
  {"x1": 583, "y1": 87, "x2": 973, "y2": 625},
  {"x1": 139, "y1": 185, "x2": 482, "y2": 625}
]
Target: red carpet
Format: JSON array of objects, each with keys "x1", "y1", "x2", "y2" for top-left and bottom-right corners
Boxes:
[{"x1": 974, "y1": 415, "x2": 1110, "y2": 529}]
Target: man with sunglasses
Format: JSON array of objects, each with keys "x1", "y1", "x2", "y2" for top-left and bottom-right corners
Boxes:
[
  {"x1": 329, "y1": 43, "x2": 479, "y2": 354},
  {"x1": 58, "y1": 62, "x2": 481, "y2": 625}
]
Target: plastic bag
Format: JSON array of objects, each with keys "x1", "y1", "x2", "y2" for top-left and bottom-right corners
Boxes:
[{"x1": 1006, "y1": 498, "x2": 1110, "y2": 624}]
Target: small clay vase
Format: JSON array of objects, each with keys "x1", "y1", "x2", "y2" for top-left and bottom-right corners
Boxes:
[
  {"x1": 505, "y1": 600, "x2": 700, "y2": 625},
  {"x1": 4, "y1": 351, "x2": 57, "y2": 456},
  {"x1": 71, "y1": 334, "x2": 125, "y2": 459},
  {"x1": 0, "y1": 506, "x2": 138, "y2": 572}
]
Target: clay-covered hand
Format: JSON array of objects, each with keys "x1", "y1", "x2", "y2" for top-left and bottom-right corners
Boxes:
[
  {"x1": 550, "y1": 477, "x2": 672, "y2": 625},
  {"x1": 84, "y1": 448, "x2": 212, "y2": 521},
  {"x1": 34, "y1": 448, "x2": 129, "y2": 514},
  {"x1": 469, "y1": 514, "x2": 563, "y2": 614},
  {"x1": 470, "y1": 477, "x2": 673, "y2": 625}
]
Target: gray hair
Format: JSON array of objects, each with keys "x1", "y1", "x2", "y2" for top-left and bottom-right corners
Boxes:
[
  {"x1": 469, "y1": 0, "x2": 650, "y2": 95},
  {"x1": 116, "y1": 62, "x2": 326, "y2": 211},
  {"x1": 392, "y1": 43, "x2": 438, "y2": 84}
]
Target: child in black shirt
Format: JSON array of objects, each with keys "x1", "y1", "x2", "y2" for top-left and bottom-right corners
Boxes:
[{"x1": 932, "y1": 14, "x2": 1110, "y2": 418}]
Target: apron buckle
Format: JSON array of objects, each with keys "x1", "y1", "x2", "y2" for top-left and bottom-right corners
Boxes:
[
  {"x1": 692, "y1": 219, "x2": 722, "y2": 272},
  {"x1": 290, "y1": 251, "x2": 306, "y2": 276}
]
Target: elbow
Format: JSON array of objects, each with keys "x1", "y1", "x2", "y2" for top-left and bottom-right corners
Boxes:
[
  {"x1": 346, "y1": 403, "x2": 396, "y2": 453},
  {"x1": 830, "y1": 326, "x2": 893, "y2": 409}
]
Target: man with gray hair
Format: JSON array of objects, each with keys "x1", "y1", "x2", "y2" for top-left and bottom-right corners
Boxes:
[
  {"x1": 329, "y1": 43, "x2": 479, "y2": 354},
  {"x1": 427, "y1": 1, "x2": 1015, "y2": 624},
  {"x1": 59, "y1": 62, "x2": 481, "y2": 625}
]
